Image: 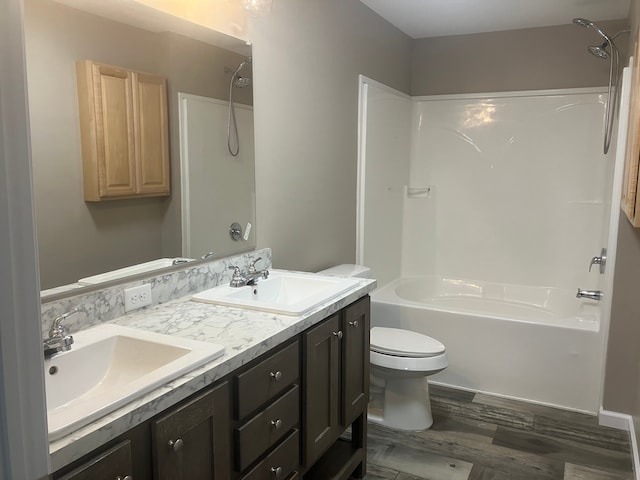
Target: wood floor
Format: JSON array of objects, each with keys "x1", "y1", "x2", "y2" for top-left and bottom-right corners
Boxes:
[{"x1": 364, "y1": 385, "x2": 633, "y2": 480}]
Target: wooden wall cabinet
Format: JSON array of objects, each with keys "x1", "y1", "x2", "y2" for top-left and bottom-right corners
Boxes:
[{"x1": 76, "y1": 60, "x2": 170, "y2": 202}]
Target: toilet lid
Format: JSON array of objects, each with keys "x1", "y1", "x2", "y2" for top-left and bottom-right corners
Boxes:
[{"x1": 370, "y1": 327, "x2": 445, "y2": 358}]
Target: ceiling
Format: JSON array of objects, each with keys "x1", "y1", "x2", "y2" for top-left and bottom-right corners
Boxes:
[{"x1": 359, "y1": 0, "x2": 631, "y2": 39}]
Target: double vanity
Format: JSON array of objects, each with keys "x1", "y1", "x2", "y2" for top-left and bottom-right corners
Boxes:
[{"x1": 44, "y1": 249, "x2": 375, "y2": 480}]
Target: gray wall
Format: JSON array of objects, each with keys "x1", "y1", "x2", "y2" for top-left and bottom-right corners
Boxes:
[
  {"x1": 25, "y1": 0, "x2": 250, "y2": 289},
  {"x1": 604, "y1": 0, "x2": 640, "y2": 443},
  {"x1": 250, "y1": 0, "x2": 412, "y2": 271},
  {"x1": 411, "y1": 21, "x2": 628, "y2": 95}
]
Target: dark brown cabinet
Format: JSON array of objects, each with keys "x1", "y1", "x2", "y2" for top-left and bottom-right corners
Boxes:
[
  {"x1": 152, "y1": 381, "x2": 231, "y2": 480},
  {"x1": 302, "y1": 296, "x2": 370, "y2": 480},
  {"x1": 55, "y1": 440, "x2": 133, "y2": 480}
]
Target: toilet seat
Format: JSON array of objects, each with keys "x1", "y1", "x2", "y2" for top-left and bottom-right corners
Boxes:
[{"x1": 370, "y1": 327, "x2": 445, "y2": 358}]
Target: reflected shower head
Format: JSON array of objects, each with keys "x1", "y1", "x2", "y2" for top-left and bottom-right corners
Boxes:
[
  {"x1": 587, "y1": 42, "x2": 610, "y2": 59},
  {"x1": 573, "y1": 17, "x2": 593, "y2": 27},
  {"x1": 234, "y1": 76, "x2": 251, "y2": 88},
  {"x1": 572, "y1": 17, "x2": 612, "y2": 43}
]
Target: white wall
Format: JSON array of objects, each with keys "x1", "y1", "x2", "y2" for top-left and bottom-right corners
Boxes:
[
  {"x1": 357, "y1": 77, "x2": 411, "y2": 286},
  {"x1": 248, "y1": 0, "x2": 412, "y2": 272},
  {"x1": 404, "y1": 90, "x2": 609, "y2": 290}
]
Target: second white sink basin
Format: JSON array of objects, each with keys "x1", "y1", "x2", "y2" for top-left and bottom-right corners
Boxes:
[
  {"x1": 191, "y1": 270, "x2": 361, "y2": 315},
  {"x1": 46, "y1": 324, "x2": 224, "y2": 440}
]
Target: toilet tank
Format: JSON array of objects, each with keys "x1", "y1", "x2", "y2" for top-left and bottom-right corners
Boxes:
[{"x1": 317, "y1": 264, "x2": 371, "y2": 278}]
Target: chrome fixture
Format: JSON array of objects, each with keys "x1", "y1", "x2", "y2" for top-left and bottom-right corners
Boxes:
[
  {"x1": 573, "y1": 18, "x2": 630, "y2": 154},
  {"x1": 576, "y1": 289, "x2": 603, "y2": 301},
  {"x1": 247, "y1": 257, "x2": 269, "y2": 286},
  {"x1": 228, "y1": 266, "x2": 247, "y2": 287},
  {"x1": 43, "y1": 308, "x2": 78, "y2": 358},
  {"x1": 589, "y1": 248, "x2": 607, "y2": 274},
  {"x1": 228, "y1": 258, "x2": 269, "y2": 288},
  {"x1": 201, "y1": 252, "x2": 216, "y2": 260},
  {"x1": 230, "y1": 222, "x2": 243, "y2": 241},
  {"x1": 227, "y1": 56, "x2": 252, "y2": 157},
  {"x1": 172, "y1": 258, "x2": 191, "y2": 265}
]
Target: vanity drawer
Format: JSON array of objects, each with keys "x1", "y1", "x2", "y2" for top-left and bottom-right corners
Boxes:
[
  {"x1": 235, "y1": 385, "x2": 300, "y2": 471},
  {"x1": 240, "y1": 429, "x2": 300, "y2": 480},
  {"x1": 235, "y1": 340, "x2": 299, "y2": 419},
  {"x1": 56, "y1": 440, "x2": 132, "y2": 480}
]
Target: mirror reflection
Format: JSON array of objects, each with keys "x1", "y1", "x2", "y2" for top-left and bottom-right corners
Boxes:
[{"x1": 24, "y1": 0, "x2": 256, "y2": 297}]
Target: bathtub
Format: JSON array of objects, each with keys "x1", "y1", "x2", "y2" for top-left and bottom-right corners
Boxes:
[{"x1": 371, "y1": 276, "x2": 604, "y2": 413}]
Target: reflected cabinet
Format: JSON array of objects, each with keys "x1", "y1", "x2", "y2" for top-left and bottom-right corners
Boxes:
[{"x1": 76, "y1": 60, "x2": 170, "y2": 201}]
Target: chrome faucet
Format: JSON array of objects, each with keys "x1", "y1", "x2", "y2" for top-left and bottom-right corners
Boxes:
[
  {"x1": 246, "y1": 257, "x2": 269, "y2": 286},
  {"x1": 588, "y1": 248, "x2": 607, "y2": 274},
  {"x1": 228, "y1": 258, "x2": 269, "y2": 288},
  {"x1": 43, "y1": 308, "x2": 79, "y2": 358},
  {"x1": 576, "y1": 289, "x2": 603, "y2": 301}
]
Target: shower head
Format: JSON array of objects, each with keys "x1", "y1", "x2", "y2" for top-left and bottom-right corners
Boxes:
[
  {"x1": 587, "y1": 42, "x2": 610, "y2": 59},
  {"x1": 572, "y1": 17, "x2": 612, "y2": 44},
  {"x1": 234, "y1": 76, "x2": 251, "y2": 88}
]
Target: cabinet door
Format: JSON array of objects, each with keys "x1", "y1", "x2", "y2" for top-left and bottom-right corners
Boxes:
[
  {"x1": 303, "y1": 313, "x2": 341, "y2": 467},
  {"x1": 342, "y1": 296, "x2": 370, "y2": 426},
  {"x1": 91, "y1": 63, "x2": 137, "y2": 198},
  {"x1": 56, "y1": 440, "x2": 133, "y2": 480},
  {"x1": 132, "y1": 72, "x2": 170, "y2": 195},
  {"x1": 152, "y1": 382, "x2": 231, "y2": 480}
]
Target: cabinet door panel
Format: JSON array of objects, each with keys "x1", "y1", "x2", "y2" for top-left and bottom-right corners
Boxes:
[
  {"x1": 93, "y1": 64, "x2": 137, "y2": 197},
  {"x1": 153, "y1": 383, "x2": 230, "y2": 480},
  {"x1": 133, "y1": 72, "x2": 170, "y2": 194},
  {"x1": 57, "y1": 440, "x2": 132, "y2": 480},
  {"x1": 342, "y1": 296, "x2": 370, "y2": 426},
  {"x1": 303, "y1": 314, "x2": 340, "y2": 467}
]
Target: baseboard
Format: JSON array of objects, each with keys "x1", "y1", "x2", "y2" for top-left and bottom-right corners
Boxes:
[{"x1": 599, "y1": 409, "x2": 640, "y2": 480}]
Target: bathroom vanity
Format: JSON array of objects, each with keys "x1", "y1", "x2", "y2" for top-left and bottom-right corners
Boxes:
[{"x1": 46, "y1": 255, "x2": 373, "y2": 480}]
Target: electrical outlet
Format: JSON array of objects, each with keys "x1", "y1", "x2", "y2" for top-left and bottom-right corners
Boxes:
[{"x1": 124, "y1": 284, "x2": 152, "y2": 312}]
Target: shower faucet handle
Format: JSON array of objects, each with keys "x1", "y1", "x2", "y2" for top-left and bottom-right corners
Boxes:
[{"x1": 588, "y1": 248, "x2": 607, "y2": 274}]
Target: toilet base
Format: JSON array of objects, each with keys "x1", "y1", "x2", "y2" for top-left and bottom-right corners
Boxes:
[{"x1": 368, "y1": 374, "x2": 433, "y2": 431}]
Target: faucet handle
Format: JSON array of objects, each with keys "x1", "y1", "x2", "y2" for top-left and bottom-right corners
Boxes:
[
  {"x1": 588, "y1": 248, "x2": 607, "y2": 274},
  {"x1": 50, "y1": 308, "x2": 79, "y2": 337},
  {"x1": 249, "y1": 257, "x2": 263, "y2": 273},
  {"x1": 228, "y1": 265, "x2": 247, "y2": 287}
]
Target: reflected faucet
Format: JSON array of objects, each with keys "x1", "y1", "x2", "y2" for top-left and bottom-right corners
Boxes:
[
  {"x1": 43, "y1": 308, "x2": 78, "y2": 358},
  {"x1": 576, "y1": 289, "x2": 603, "y2": 301}
]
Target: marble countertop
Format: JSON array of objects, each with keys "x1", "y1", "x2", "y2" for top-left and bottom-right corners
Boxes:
[{"x1": 49, "y1": 275, "x2": 376, "y2": 472}]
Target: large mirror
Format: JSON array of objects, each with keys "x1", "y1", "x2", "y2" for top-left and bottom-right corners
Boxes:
[{"x1": 24, "y1": 0, "x2": 256, "y2": 299}]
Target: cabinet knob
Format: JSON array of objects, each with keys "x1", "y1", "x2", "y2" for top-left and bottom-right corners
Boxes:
[
  {"x1": 348, "y1": 320, "x2": 359, "y2": 328},
  {"x1": 270, "y1": 466, "x2": 283, "y2": 478},
  {"x1": 332, "y1": 330, "x2": 343, "y2": 340},
  {"x1": 116, "y1": 476, "x2": 133, "y2": 480},
  {"x1": 271, "y1": 418, "x2": 283, "y2": 430},
  {"x1": 270, "y1": 370, "x2": 282, "y2": 381},
  {"x1": 168, "y1": 438, "x2": 184, "y2": 452}
]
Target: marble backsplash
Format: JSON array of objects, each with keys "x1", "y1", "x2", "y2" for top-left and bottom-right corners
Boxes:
[{"x1": 41, "y1": 248, "x2": 272, "y2": 338}]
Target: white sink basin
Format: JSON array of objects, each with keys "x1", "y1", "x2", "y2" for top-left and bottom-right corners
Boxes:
[
  {"x1": 45, "y1": 324, "x2": 224, "y2": 440},
  {"x1": 191, "y1": 270, "x2": 361, "y2": 315}
]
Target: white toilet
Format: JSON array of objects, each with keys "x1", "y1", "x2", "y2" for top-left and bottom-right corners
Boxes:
[{"x1": 317, "y1": 264, "x2": 449, "y2": 431}]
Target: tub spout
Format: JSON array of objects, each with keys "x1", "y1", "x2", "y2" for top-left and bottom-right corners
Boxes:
[{"x1": 576, "y1": 289, "x2": 603, "y2": 301}]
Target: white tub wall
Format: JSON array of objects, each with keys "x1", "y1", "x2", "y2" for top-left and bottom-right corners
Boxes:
[
  {"x1": 357, "y1": 76, "x2": 411, "y2": 287},
  {"x1": 403, "y1": 90, "x2": 608, "y2": 291}
]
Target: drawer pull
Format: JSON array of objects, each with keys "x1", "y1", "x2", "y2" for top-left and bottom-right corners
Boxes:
[
  {"x1": 271, "y1": 418, "x2": 283, "y2": 430},
  {"x1": 349, "y1": 320, "x2": 359, "y2": 328},
  {"x1": 332, "y1": 330, "x2": 343, "y2": 340},
  {"x1": 270, "y1": 370, "x2": 283, "y2": 381},
  {"x1": 168, "y1": 438, "x2": 184, "y2": 452},
  {"x1": 270, "y1": 466, "x2": 283, "y2": 478}
]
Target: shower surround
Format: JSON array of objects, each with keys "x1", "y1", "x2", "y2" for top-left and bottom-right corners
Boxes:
[{"x1": 358, "y1": 76, "x2": 624, "y2": 412}]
